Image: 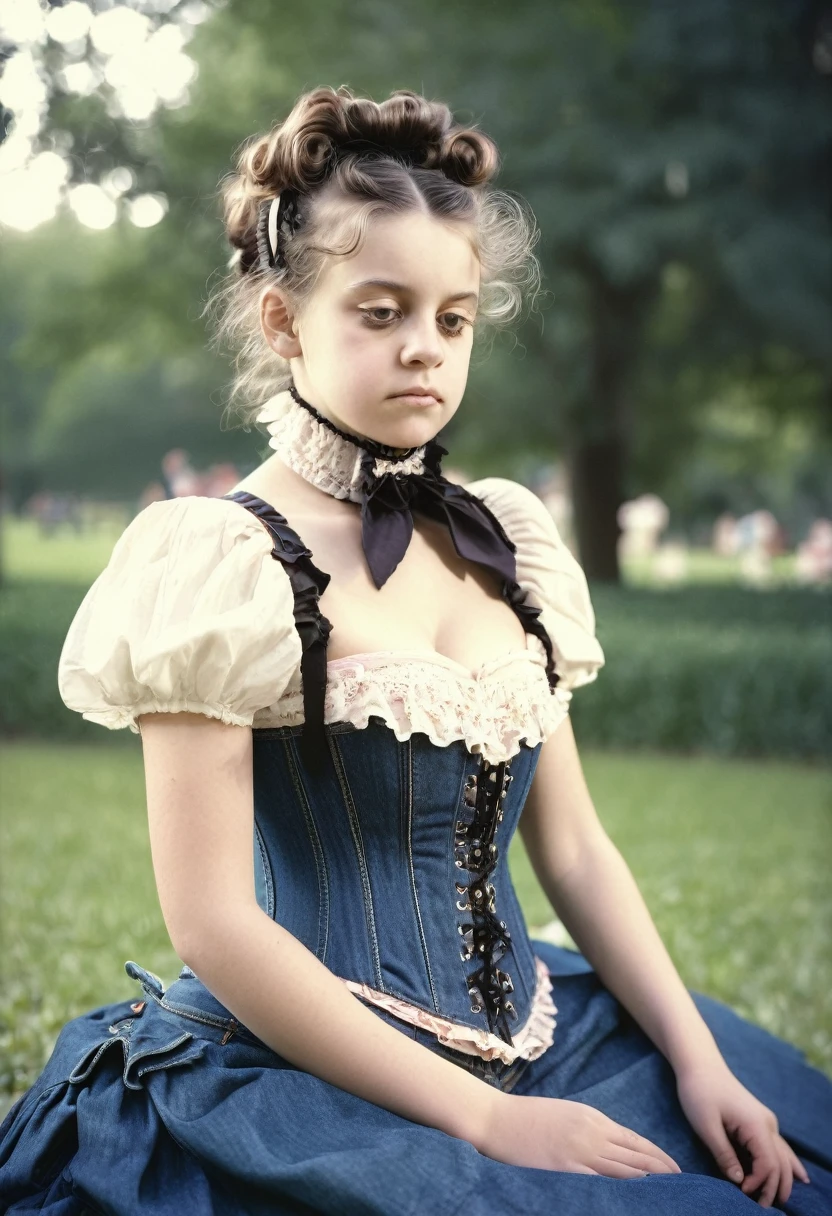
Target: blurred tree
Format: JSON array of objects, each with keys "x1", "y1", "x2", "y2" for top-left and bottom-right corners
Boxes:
[
  {"x1": 2, "y1": 0, "x2": 830, "y2": 579},
  {"x1": 478, "y1": 0, "x2": 832, "y2": 576}
]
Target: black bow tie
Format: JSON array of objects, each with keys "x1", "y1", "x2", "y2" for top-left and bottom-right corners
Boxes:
[{"x1": 288, "y1": 386, "x2": 559, "y2": 692}]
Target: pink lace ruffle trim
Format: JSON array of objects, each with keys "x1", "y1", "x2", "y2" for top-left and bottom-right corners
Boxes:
[
  {"x1": 270, "y1": 647, "x2": 573, "y2": 766},
  {"x1": 339, "y1": 954, "x2": 557, "y2": 1065}
]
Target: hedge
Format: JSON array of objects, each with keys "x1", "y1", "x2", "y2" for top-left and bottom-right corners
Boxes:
[
  {"x1": 2, "y1": 579, "x2": 829, "y2": 759},
  {"x1": 571, "y1": 586, "x2": 831, "y2": 759}
]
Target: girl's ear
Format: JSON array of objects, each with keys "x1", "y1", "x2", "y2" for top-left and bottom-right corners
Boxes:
[{"x1": 261, "y1": 287, "x2": 302, "y2": 359}]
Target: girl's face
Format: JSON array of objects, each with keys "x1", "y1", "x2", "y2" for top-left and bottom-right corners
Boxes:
[{"x1": 260, "y1": 209, "x2": 480, "y2": 451}]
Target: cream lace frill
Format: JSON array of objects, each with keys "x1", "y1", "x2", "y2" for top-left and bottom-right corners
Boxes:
[
  {"x1": 341, "y1": 954, "x2": 559, "y2": 1065},
  {"x1": 268, "y1": 643, "x2": 570, "y2": 764}
]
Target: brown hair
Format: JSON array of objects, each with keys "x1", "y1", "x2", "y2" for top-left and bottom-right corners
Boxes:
[{"x1": 203, "y1": 85, "x2": 542, "y2": 428}]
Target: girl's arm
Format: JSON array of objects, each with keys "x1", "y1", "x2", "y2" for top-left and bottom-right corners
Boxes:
[
  {"x1": 518, "y1": 716, "x2": 725, "y2": 1078},
  {"x1": 137, "y1": 709, "x2": 684, "y2": 1178},
  {"x1": 520, "y1": 716, "x2": 811, "y2": 1202},
  {"x1": 138, "y1": 710, "x2": 502, "y2": 1146}
]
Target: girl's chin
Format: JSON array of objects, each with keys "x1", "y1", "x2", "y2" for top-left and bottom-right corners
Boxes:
[{"x1": 347, "y1": 407, "x2": 447, "y2": 447}]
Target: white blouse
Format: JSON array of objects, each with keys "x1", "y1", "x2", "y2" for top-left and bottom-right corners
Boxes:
[
  {"x1": 57, "y1": 475, "x2": 604, "y2": 761},
  {"x1": 57, "y1": 475, "x2": 604, "y2": 1064}
]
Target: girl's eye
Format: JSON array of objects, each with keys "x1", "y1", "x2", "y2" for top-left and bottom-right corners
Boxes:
[
  {"x1": 362, "y1": 307, "x2": 399, "y2": 324},
  {"x1": 359, "y1": 308, "x2": 472, "y2": 339},
  {"x1": 440, "y1": 312, "x2": 470, "y2": 337}
]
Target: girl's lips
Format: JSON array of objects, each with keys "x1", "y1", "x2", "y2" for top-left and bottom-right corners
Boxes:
[{"x1": 393, "y1": 393, "x2": 441, "y2": 406}]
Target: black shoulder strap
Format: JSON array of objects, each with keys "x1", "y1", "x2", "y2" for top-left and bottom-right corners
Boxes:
[
  {"x1": 221, "y1": 490, "x2": 333, "y2": 775},
  {"x1": 416, "y1": 485, "x2": 560, "y2": 694}
]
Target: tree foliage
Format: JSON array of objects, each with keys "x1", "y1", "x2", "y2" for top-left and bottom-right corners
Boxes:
[{"x1": 2, "y1": 0, "x2": 830, "y2": 575}]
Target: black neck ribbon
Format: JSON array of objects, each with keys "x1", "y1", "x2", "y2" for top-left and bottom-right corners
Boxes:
[{"x1": 287, "y1": 385, "x2": 559, "y2": 698}]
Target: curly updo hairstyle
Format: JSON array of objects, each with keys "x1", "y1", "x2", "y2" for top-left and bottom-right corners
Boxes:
[{"x1": 204, "y1": 85, "x2": 542, "y2": 427}]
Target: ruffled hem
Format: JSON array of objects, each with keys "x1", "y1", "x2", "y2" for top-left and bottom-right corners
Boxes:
[
  {"x1": 266, "y1": 647, "x2": 573, "y2": 765},
  {"x1": 79, "y1": 700, "x2": 253, "y2": 735},
  {"x1": 74, "y1": 650, "x2": 572, "y2": 763},
  {"x1": 339, "y1": 955, "x2": 558, "y2": 1065},
  {"x1": 72, "y1": 650, "x2": 572, "y2": 764}
]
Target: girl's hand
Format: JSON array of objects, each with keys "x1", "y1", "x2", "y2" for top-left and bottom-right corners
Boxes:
[
  {"x1": 475, "y1": 1092, "x2": 682, "y2": 1177},
  {"x1": 675, "y1": 1058, "x2": 811, "y2": 1207}
]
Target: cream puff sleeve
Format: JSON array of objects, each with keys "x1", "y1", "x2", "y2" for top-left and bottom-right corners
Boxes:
[
  {"x1": 466, "y1": 477, "x2": 605, "y2": 696},
  {"x1": 57, "y1": 495, "x2": 302, "y2": 734}
]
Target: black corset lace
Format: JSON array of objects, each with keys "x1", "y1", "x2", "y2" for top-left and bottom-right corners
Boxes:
[{"x1": 454, "y1": 757, "x2": 518, "y2": 1046}]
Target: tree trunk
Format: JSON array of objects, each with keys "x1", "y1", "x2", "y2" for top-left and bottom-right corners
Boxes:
[
  {"x1": 566, "y1": 265, "x2": 659, "y2": 582},
  {"x1": 569, "y1": 435, "x2": 625, "y2": 582}
]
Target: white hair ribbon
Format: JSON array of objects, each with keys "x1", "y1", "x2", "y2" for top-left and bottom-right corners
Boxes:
[{"x1": 267, "y1": 194, "x2": 281, "y2": 262}]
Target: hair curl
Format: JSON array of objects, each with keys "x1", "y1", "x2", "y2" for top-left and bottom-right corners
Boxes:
[{"x1": 202, "y1": 85, "x2": 542, "y2": 428}]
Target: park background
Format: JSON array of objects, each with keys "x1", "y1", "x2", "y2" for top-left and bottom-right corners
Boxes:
[{"x1": 1, "y1": 0, "x2": 830, "y2": 1115}]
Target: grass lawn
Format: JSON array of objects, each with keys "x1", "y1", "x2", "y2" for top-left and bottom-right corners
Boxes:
[
  {"x1": 2, "y1": 515, "x2": 130, "y2": 585},
  {"x1": 1, "y1": 739, "x2": 830, "y2": 1110}
]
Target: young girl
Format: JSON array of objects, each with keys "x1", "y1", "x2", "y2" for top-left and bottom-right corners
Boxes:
[{"x1": 1, "y1": 85, "x2": 829, "y2": 1215}]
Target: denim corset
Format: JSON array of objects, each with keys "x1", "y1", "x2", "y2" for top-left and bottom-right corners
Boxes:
[
  {"x1": 179, "y1": 489, "x2": 560, "y2": 1051},
  {"x1": 251, "y1": 716, "x2": 544, "y2": 1047}
]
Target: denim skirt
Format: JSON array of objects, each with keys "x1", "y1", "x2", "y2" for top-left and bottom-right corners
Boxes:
[{"x1": 1, "y1": 940, "x2": 830, "y2": 1215}]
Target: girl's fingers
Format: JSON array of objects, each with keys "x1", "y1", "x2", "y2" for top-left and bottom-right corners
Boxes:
[
  {"x1": 787, "y1": 1144, "x2": 810, "y2": 1185},
  {"x1": 749, "y1": 1135, "x2": 781, "y2": 1209},
  {"x1": 773, "y1": 1140, "x2": 794, "y2": 1208},
  {"x1": 601, "y1": 1146, "x2": 677, "y2": 1176},
  {"x1": 596, "y1": 1154, "x2": 670, "y2": 1179},
  {"x1": 760, "y1": 1164, "x2": 782, "y2": 1209},
  {"x1": 612, "y1": 1129, "x2": 681, "y2": 1174},
  {"x1": 739, "y1": 1131, "x2": 780, "y2": 1202}
]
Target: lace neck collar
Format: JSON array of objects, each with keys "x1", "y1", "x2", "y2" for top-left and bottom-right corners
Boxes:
[{"x1": 254, "y1": 385, "x2": 436, "y2": 504}]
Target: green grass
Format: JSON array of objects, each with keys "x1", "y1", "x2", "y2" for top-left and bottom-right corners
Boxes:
[
  {"x1": 2, "y1": 740, "x2": 830, "y2": 1107},
  {"x1": 2, "y1": 515, "x2": 128, "y2": 585},
  {"x1": 517, "y1": 750, "x2": 832, "y2": 1080},
  {"x1": 623, "y1": 549, "x2": 800, "y2": 587}
]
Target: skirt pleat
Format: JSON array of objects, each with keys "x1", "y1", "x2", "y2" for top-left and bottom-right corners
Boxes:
[{"x1": 1, "y1": 941, "x2": 829, "y2": 1216}]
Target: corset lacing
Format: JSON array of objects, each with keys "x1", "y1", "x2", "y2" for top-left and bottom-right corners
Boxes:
[{"x1": 455, "y1": 756, "x2": 518, "y2": 1046}]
